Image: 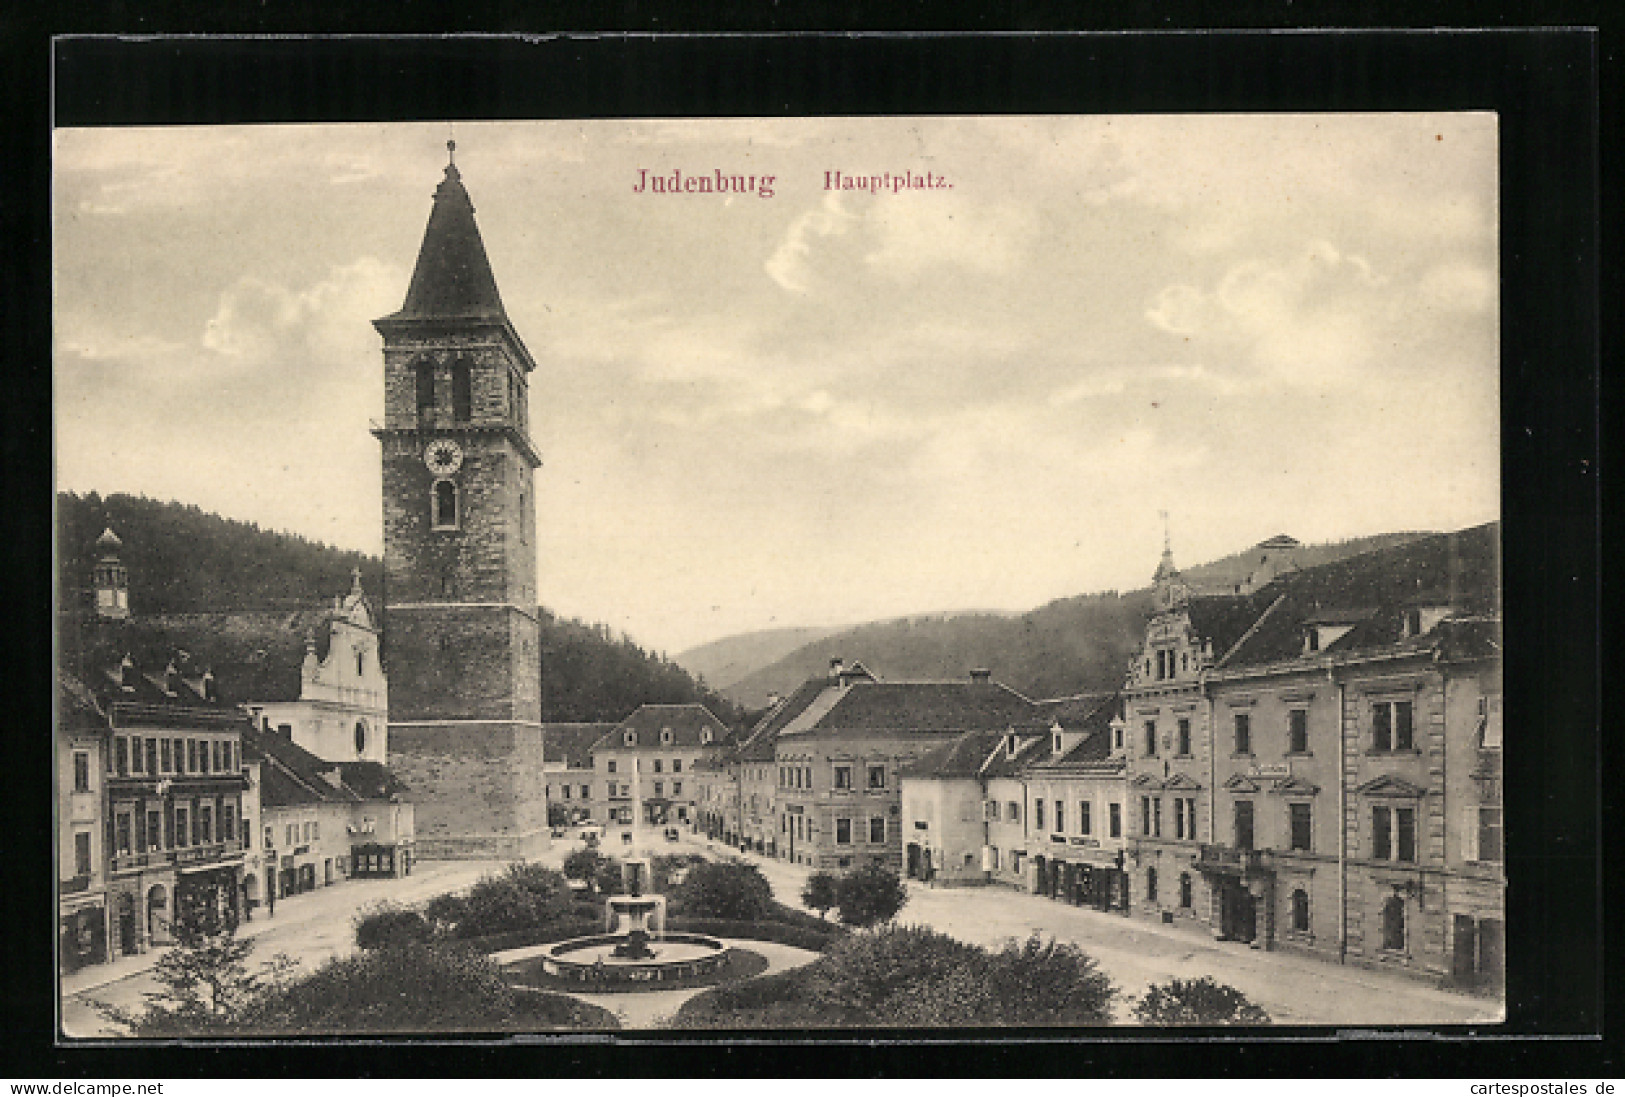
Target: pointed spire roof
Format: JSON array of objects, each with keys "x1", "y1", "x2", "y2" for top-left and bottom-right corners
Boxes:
[{"x1": 383, "y1": 142, "x2": 509, "y2": 324}]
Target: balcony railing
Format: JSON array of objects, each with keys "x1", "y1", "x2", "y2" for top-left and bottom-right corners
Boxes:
[
  {"x1": 112, "y1": 840, "x2": 243, "y2": 874},
  {"x1": 1195, "y1": 843, "x2": 1269, "y2": 874},
  {"x1": 61, "y1": 874, "x2": 92, "y2": 894}
]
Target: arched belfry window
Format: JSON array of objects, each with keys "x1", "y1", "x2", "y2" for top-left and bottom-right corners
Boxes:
[
  {"x1": 431, "y1": 479, "x2": 459, "y2": 529},
  {"x1": 452, "y1": 360, "x2": 473, "y2": 422},
  {"x1": 415, "y1": 361, "x2": 435, "y2": 419}
]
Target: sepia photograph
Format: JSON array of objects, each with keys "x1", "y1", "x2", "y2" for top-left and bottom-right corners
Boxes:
[{"x1": 54, "y1": 112, "x2": 1507, "y2": 1039}]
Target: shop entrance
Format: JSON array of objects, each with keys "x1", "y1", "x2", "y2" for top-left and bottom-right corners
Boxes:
[{"x1": 1219, "y1": 880, "x2": 1257, "y2": 943}]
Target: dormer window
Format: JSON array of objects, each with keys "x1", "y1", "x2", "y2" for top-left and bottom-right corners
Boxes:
[
  {"x1": 661, "y1": 728, "x2": 673, "y2": 745},
  {"x1": 701, "y1": 729, "x2": 713, "y2": 745},
  {"x1": 1052, "y1": 733, "x2": 1063, "y2": 755},
  {"x1": 1305, "y1": 630, "x2": 1320, "y2": 653},
  {"x1": 1402, "y1": 609, "x2": 1423, "y2": 637},
  {"x1": 624, "y1": 730, "x2": 637, "y2": 747}
]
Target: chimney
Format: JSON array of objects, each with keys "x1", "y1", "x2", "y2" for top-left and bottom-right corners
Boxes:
[
  {"x1": 829, "y1": 657, "x2": 844, "y2": 680},
  {"x1": 767, "y1": 692, "x2": 782, "y2": 708},
  {"x1": 162, "y1": 661, "x2": 180, "y2": 695},
  {"x1": 201, "y1": 670, "x2": 216, "y2": 702},
  {"x1": 969, "y1": 668, "x2": 992, "y2": 685}
]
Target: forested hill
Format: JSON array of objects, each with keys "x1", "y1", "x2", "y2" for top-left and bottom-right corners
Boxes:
[
  {"x1": 56, "y1": 492, "x2": 744, "y2": 726},
  {"x1": 716, "y1": 531, "x2": 1435, "y2": 708}
]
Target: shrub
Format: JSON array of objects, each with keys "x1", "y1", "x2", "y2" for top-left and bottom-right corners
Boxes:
[
  {"x1": 354, "y1": 904, "x2": 434, "y2": 951},
  {"x1": 562, "y1": 846, "x2": 604, "y2": 885},
  {"x1": 834, "y1": 862, "x2": 908, "y2": 927},
  {"x1": 801, "y1": 872, "x2": 838, "y2": 919},
  {"x1": 239, "y1": 939, "x2": 523, "y2": 1034},
  {"x1": 671, "y1": 860, "x2": 774, "y2": 921},
  {"x1": 423, "y1": 891, "x2": 468, "y2": 930},
  {"x1": 443, "y1": 866, "x2": 577, "y2": 939},
  {"x1": 593, "y1": 856, "x2": 626, "y2": 897},
  {"x1": 805, "y1": 924, "x2": 986, "y2": 1025},
  {"x1": 666, "y1": 967, "x2": 824, "y2": 1029},
  {"x1": 504, "y1": 862, "x2": 574, "y2": 915},
  {"x1": 666, "y1": 917, "x2": 840, "y2": 952},
  {"x1": 1132, "y1": 976, "x2": 1272, "y2": 1026},
  {"x1": 982, "y1": 933, "x2": 1116, "y2": 1025}
]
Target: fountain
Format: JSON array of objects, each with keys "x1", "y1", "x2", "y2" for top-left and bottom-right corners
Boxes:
[{"x1": 535, "y1": 749, "x2": 728, "y2": 988}]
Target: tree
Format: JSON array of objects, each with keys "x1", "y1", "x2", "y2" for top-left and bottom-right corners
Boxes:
[
  {"x1": 355, "y1": 903, "x2": 433, "y2": 950},
  {"x1": 834, "y1": 862, "x2": 908, "y2": 927},
  {"x1": 95, "y1": 928, "x2": 294, "y2": 1036},
  {"x1": 1132, "y1": 976, "x2": 1272, "y2": 1025},
  {"x1": 801, "y1": 871, "x2": 839, "y2": 920},
  {"x1": 563, "y1": 846, "x2": 605, "y2": 888},
  {"x1": 982, "y1": 933, "x2": 1116, "y2": 1025},
  {"x1": 671, "y1": 859, "x2": 774, "y2": 921},
  {"x1": 547, "y1": 802, "x2": 570, "y2": 827}
]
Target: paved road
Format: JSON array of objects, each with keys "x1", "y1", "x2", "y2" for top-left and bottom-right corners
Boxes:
[
  {"x1": 61, "y1": 860, "x2": 503, "y2": 1038},
  {"x1": 685, "y1": 833, "x2": 1503, "y2": 1028}
]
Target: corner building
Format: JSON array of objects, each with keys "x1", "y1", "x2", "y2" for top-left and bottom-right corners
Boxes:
[{"x1": 371, "y1": 147, "x2": 548, "y2": 859}]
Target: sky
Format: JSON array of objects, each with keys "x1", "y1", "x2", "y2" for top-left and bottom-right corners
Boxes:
[{"x1": 53, "y1": 116, "x2": 1499, "y2": 655}]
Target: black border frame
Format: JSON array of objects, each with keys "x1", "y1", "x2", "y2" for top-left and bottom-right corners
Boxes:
[{"x1": 5, "y1": 24, "x2": 1608, "y2": 1079}]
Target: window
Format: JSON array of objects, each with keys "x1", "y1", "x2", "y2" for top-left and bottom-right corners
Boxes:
[
  {"x1": 1140, "y1": 796, "x2": 1151, "y2": 835},
  {"x1": 1372, "y1": 699, "x2": 1414, "y2": 751},
  {"x1": 1382, "y1": 895, "x2": 1406, "y2": 951},
  {"x1": 1174, "y1": 797, "x2": 1185, "y2": 840},
  {"x1": 160, "y1": 739, "x2": 172, "y2": 773},
  {"x1": 607, "y1": 760, "x2": 617, "y2": 774},
  {"x1": 1078, "y1": 801, "x2": 1092, "y2": 835},
  {"x1": 199, "y1": 806, "x2": 213, "y2": 845},
  {"x1": 1052, "y1": 733, "x2": 1062, "y2": 754},
  {"x1": 146, "y1": 739, "x2": 159, "y2": 775},
  {"x1": 304, "y1": 822, "x2": 314, "y2": 842},
  {"x1": 870, "y1": 816, "x2": 885, "y2": 843},
  {"x1": 653, "y1": 781, "x2": 664, "y2": 797},
  {"x1": 286, "y1": 824, "x2": 296, "y2": 847},
  {"x1": 1185, "y1": 798, "x2": 1197, "y2": 840},
  {"x1": 660, "y1": 729, "x2": 673, "y2": 745},
  {"x1": 184, "y1": 739, "x2": 196, "y2": 773},
  {"x1": 264, "y1": 825, "x2": 274, "y2": 848},
  {"x1": 1179, "y1": 872, "x2": 1193, "y2": 909},
  {"x1": 73, "y1": 752, "x2": 90, "y2": 792},
  {"x1": 212, "y1": 740, "x2": 223, "y2": 772},
  {"x1": 1234, "y1": 800, "x2": 1254, "y2": 850},
  {"x1": 432, "y1": 479, "x2": 459, "y2": 529},
  {"x1": 836, "y1": 818, "x2": 852, "y2": 844},
  {"x1": 833, "y1": 765, "x2": 852, "y2": 790},
  {"x1": 1396, "y1": 807, "x2": 1416, "y2": 862},
  {"x1": 1144, "y1": 720, "x2": 1157, "y2": 756},
  {"x1": 867, "y1": 764, "x2": 886, "y2": 790},
  {"x1": 1109, "y1": 802, "x2": 1122, "y2": 838},
  {"x1": 1373, "y1": 806, "x2": 1393, "y2": 860},
  {"x1": 1113, "y1": 723, "x2": 1123, "y2": 750},
  {"x1": 1153, "y1": 797, "x2": 1163, "y2": 838},
  {"x1": 1289, "y1": 802, "x2": 1313, "y2": 852},
  {"x1": 561, "y1": 785, "x2": 571, "y2": 799},
  {"x1": 1054, "y1": 801, "x2": 1065, "y2": 833},
  {"x1": 672, "y1": 781, "x2": 682, "y2": 796},
  {"x1": 1146, "y1": 867, "x2": 1158, "y2": 903},
  {"x1": 1007, "y1": 801, "x2": 1020, "y2": 822},
  {"x1": 989, "y1": 846, "x2": 1000, "y2": 870},
  {"x1": 451, "y1": 360, "x2": 472, "y2": 421},
  {"x1": 115, "y1": 737, "x2": 129, "y2": 776},
  {"x1": 1288, "y1": 709, "x2": 1309, "y2": 754},
  {"x1": 1477, "y1": 808, "x2": 1504, "y2": 862},
  {"x1": 1177, "y1": 718, "x2": 1191, "y2": 756},
  {"x1": 147, "y1": 810, "x2": 162, "y2": 850},
  {"x1": 653, "y1": 758, "x2": 663, "y2": 774},
  {"x1": 174, "y1": 808, "x2": 189, "y2": 847},
  {"x1": 673, "y1": 759, "x2": 683, "y2": 773},
  {"x1": 355, "y1": 722, "x2": 367, "y2": 754},
  {"x1": 74, "y1": 832, "x2": 92, "y2": 876},
  {"x1": 415, "y1": 360, "x2": 435, "y2": 417},
  {"x1": 1291, "y1": 888, "x2": 1310, "y2": 932},
  {"x1": 1234, "y1": 712, "x2": 1252, "y2": 755},
  {"x1": 1035, "y1": 800, "x2": 1046, "y2": 830},
  {"x1": 224, "y1": 741, "x2": 234, "y2": 772},
  {"x1": 222, "y1": 805, "x2": 235, "y2": 846},
  {"x1": 241, "y1": 819, "x2": 250, "y2": 846}
]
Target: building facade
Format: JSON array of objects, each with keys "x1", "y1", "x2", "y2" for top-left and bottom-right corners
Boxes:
[
  {"x1": 589, "y1": 704, "x2": 731, "y2": 843},
  {"x1": 371, "y1": 145, "x2": 548, "y2": 859},
  {"x1": 58, "y1": 676, "x2": 109, "y2": 974},
  {"x1": 542, "y1": 722, "x2": 615, "y2": 826}
]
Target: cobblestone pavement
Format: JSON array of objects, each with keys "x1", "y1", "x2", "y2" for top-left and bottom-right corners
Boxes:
[{"x1": 683, "y1": 833, "x2": 1503, "y2": 1028}]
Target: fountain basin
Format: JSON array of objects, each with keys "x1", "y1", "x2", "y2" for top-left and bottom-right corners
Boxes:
[{"x1": 539, "y1": 932, "x2": 729, "y2": 986}]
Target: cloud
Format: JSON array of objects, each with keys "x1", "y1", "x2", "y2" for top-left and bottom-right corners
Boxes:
[
  {"x1": 863, "y1": 198, "x2": 1039, "y2": 280},
  {"x1": 201, "y1": 258, "x2": 401, "y2": 374},
  {"x1": 764, "y1": 192, "x2": 858, "y2": 293}
]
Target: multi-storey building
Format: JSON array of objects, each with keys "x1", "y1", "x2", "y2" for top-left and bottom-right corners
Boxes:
[
  {"x1": 1023, "y1": 694, "x2": 1130, "y2": 911},
  {"x1": 543, "y1": 723, "x2": 615, "y2": 826},
  {"x1": 58, "y1": 674, "x2": 109, "y2": 974},
  {"x1": 589, "y1": 704, "x2": 731, "y2": 842},
  {"x1": 773, "y1": 661, "x2": 1043, "y2": 872},
  {"x1": 1116, "y1": 523, "x2": 1503, "y2": 991}
]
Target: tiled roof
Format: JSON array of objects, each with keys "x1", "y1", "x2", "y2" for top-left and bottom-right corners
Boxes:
[
  {"x1": 593, "y1": 703, "x2": 732, "y2": 751},
  {"x1": 543, "y1": 722, "x2": 616, "y2": 768},
  {"x1": 1028, "y1": 693, "x2": 1122, "y2": 771},
  {"x1": 337, "y1": 761, "x2": 411, "y2": 800},
  {"x1": 65, "y1": 647, "x2": 237, "y2": 713},
  {"x1": 901, "y1": 730, "x2": 1005, "y2": 780},
  {"x1": 74, "y1": 610, "x2": 341, "y2": 705},
  {"x1": 58, "y1": 670, "x2": 107, "y2": 732},
  {"x1": 787, "y1": 679, "x2": 1046, "y2": 737},
  {"x1": 1218, "y1": 523, "x2": 1500, "y2": 670},
  {"x1": 245, "y1": 726, "x2": 406, "y2": 808},
  {"x1": 1184, "y1": 593, "x2": 1276, "y2": 660}
]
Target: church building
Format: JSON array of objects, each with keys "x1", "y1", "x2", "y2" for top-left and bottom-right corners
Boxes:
[{"x1": 370, "y1": 144, "x2": 550, "y2": 859}]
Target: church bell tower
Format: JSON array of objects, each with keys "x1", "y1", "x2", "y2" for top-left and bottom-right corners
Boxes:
[{"x1": 371, "y1": 142, "x2": 548, "y2": 859}]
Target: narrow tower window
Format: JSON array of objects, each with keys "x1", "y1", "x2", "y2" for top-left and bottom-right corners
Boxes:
[
  {"x1": 432, "y1": 479, "x2": 459, "y2": 529},
  {"x1": 452, "y1": 360, "x2": 473, "y2": 421},
  {"x1": 416, "y1": 361, "x2": 435, "y2": 419}
]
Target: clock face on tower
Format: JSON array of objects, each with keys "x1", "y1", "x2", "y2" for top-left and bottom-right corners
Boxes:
[{"x1": 424, "y1": 439, "x2": 464, "y2": 476}]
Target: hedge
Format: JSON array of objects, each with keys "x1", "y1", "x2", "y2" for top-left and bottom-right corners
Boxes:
[
  {"x1": 462, "y1": 918, "x2": 606, "y2": 955},
  {"x1": 666, "y1": 917, "x2": 840, "y2": 952}
]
